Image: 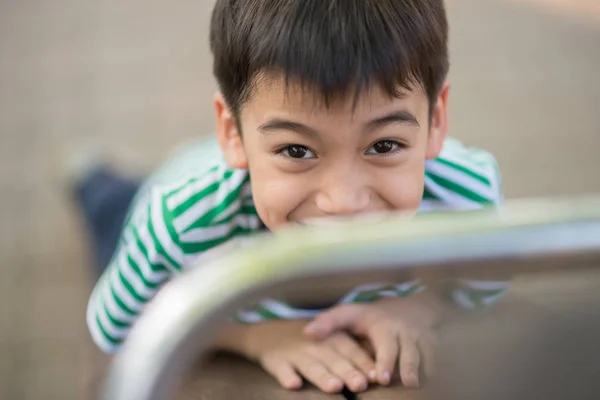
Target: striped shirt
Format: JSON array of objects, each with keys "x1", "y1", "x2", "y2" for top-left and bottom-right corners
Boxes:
[{"x1": 87, "y1": 136, "x2": 508, "y2": 353}]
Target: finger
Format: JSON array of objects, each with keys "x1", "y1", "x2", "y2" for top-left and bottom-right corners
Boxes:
[
  {"x1": 260, "y1": 357, "x2": 303, "y2": 390},
  {"x1": 399, "y1": 333, "x2": 421, "y2": 388},
  {"x1": 310, "y1": 344, "x2": 368, "y2": 392},
  {"x1": 418, "y1": 333, "x2": 437, "y2": 380},
  {"x1": 367, "y1": 325, "x2": 398, "y2": 386},
  {"x1": 293, "y1": 353, "x2": 344, "y2": 393},
  {"x1": 304, "y1": 304, "x2": 367, "y2": 340},
  {"x1": 331, "y1": 334, "x2": 377, "y2": 383},
  {"x1": 358, "y1": 337, "x2": 376, "y2": 358}
]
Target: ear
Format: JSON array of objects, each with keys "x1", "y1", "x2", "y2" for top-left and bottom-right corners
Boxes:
[
  {"x1": 426, "y1": 81, "x2": 450, "y2": 160},
  {"x1": 214, "y1": 91, "x2": 248, "y2": 169}
]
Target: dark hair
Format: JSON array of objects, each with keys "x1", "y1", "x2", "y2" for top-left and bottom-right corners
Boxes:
[{"x1": 210, "y1": 0, "x2": 449, "y2": 117}]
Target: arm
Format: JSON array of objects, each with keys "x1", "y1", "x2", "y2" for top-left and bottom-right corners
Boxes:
[
  {"x1": 87, "y1": 167, "x2": 258, "y2": 353},
  {"x1": 86, "y1": 188, "x2": 181, "y2": 353},
  {"x1": 213, "y1": 323, "x2": 254, "y2": 356}
]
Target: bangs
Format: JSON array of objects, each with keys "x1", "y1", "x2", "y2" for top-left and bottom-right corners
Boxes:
[{"x1": 211, "y1": 0, "x2": 449, "y2": 113}]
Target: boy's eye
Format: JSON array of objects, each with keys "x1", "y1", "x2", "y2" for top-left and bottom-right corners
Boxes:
[
  {"x1": 281, "y1": 145, "x2": 315, "y2": 159},
  {"x1": 366, "y1": 140, "x2": 402, "y2": 155}
]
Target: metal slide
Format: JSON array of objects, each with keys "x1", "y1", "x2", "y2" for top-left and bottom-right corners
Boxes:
[{"x1": 101, "y1": 196, "x2": 600, "y2": 400}]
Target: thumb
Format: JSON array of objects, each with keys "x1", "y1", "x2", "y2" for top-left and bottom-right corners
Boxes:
[{"x1": 303, "y1": 304, "x2": 366, "y2": 340}]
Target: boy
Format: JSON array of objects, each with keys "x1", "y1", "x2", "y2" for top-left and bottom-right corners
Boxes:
[{"x1": 82, "y1": 0, "x2": 508, "y2": 394}]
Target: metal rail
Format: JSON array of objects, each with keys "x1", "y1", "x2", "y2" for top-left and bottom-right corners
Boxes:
[{"x1": 102, "y1": 196, "x2": 600, "y2": 400}]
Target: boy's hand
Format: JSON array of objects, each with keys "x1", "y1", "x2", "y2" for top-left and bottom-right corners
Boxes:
[
  {"x1": 303, "y1": 291, "x2": 446, "y2": 388},
  {"x1": 217, "y1": 320, "x2": 376, "y2": 393}
]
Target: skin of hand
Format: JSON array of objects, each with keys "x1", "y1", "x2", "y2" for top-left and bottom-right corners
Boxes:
[
  {"x1": 302, "y1": 289, "x2": 447, "y2": 388},
  {"x1": 214, "y1": 319, "x2": 377, "y2": 393}
]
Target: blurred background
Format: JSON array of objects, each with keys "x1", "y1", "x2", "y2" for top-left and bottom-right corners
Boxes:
[{"x1": 0, "y1": 0, "x2": 599, "y2": 398}]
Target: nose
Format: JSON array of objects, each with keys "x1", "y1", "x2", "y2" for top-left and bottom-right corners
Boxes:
[{"x1": 315, "y1": 169, "x2": 370, "y2": 216}]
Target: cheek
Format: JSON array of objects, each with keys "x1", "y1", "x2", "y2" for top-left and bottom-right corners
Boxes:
[
  {"x1": 242, "y1": 136, "x2": 312, "y2": 229},
  {"x1": 249, "y1": 168, "x2": 310, "y2": 229},
  {"x1": 379, "y1": 157, "x2": 426, "y2": 213}
]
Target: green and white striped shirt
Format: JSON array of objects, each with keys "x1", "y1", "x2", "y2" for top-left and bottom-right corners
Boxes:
[{"x1": 87, "y1": 137, "x2": 508, "y2": 353}]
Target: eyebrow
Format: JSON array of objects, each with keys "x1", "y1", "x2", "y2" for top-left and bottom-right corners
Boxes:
[
  {"x1": 257, "y1": 110, "x2": 420, "y2": 138},
  {"x1": 365, "y1": 111, "x2": 420, "y2": 132},
  {"x1": 258, "y1": 120, "x2": 319, "y2": 138}
]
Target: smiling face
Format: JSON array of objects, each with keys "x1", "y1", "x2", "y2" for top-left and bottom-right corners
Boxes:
[{"x1": 215, "y1": 76, "x2": 450, "y2": 230}]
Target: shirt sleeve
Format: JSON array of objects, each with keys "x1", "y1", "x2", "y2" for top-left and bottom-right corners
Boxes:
[
  {"x1": 86, "y1": 167, "x2": 259, "y2": 353},
  {"x1": 86, "y1": 186, "x2": 182, "y2": 353},
  {"x1": 440, "y1": 145, "x2": 511, "y2": 309}
]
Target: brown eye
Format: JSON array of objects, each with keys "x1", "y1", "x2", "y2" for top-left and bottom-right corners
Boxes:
[
  {"x1": 367, "y1": 140, "x2": 401, "y2": 155},
  {"x1": 281, "y1": 145, "x2": 315, "y2": 159}
]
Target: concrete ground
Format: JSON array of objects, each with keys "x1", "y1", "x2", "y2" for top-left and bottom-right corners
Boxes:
[{"x1": 0, "y1": 0, "x2": 599, "y2": 398}]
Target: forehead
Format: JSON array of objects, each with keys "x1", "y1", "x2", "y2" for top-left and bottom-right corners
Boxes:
[{"x1": 240, "y1": 74, "x2": 429, "y2": 122}]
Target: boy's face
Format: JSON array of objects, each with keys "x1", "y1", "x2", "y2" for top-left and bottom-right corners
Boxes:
[{"x1": 215, "y1": 76, "x2": 449, "y2": 230}]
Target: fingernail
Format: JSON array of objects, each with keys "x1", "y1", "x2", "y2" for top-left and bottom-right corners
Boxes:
[
  {"x1": 285, "y1": 378, "x2": 302, "y2": 390},
  {"x1": 353, "y1": 377, "x2": 367, "y2": 392},
  {"x1": 380, "y1": 371, "x2": 391, "y2": 386},
  {"x1": 410, "y1": 373, "x2": 420, "y2": 387},
  {"x1": 329, "y1": 378, "x2": 343, "y2": 391},
  {"x1": 368, "y1": 370, "x2": 377, "y2": 382}
]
